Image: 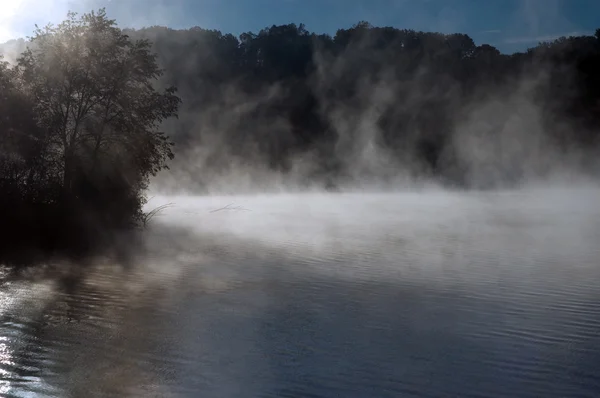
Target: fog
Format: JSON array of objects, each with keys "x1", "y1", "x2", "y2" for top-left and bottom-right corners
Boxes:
[
  {"x1": 1, "y1": 4, "x2": 599, "y2": 195},
  {"x1": 143, "y1": 37, "x2": 599, "y2": 195},
  {"x1": 151, "y1": 79, "x2": 598, "y2": 196},
  {"x1": 1, "y1": 4, "x2": 600, "y2": 397},
  {"x1": 1, "y1": 186, "x2": 599, "y2": 396}
]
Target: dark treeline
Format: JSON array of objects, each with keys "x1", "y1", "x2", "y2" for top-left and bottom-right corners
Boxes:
[
  {"x1": 1, "y1": 10, "x2": 600, "y2": 264},
  {"x1": 124, "y1": 22, "x2": 600, "y2": 191}
]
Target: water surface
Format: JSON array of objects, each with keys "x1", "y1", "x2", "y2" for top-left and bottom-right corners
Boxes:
[{"x1": 1, "y1": 189, "x2": 600, "y2": 397}]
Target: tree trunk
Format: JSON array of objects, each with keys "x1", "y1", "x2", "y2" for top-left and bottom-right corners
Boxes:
[{"x1": 62, "y1": 150, "x2": 74, "y2": 204}]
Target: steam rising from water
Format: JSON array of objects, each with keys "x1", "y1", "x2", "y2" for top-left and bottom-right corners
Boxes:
[
  {"x1": 1, "y1": 188, "x2": 600, "y2": 396},
  {"x1": 151, "y1": 45, "x2": 599, "y2": 195},
  {"x1": 0, "y1": 3, "x2": 599, "y2": 395},
  {"x1": 2, "y1": 6, "x2": 599, "y2": 193}
]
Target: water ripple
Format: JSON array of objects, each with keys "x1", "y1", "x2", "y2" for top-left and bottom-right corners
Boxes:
[{"x1": 1, "y1": 190, "x2": 599, "y2": 397}]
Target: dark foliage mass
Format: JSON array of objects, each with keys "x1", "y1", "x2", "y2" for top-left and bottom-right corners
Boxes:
[
  {"x1": 0, "y1": 10, "x2": 180, "y2": 265},
  {"x1": 123, "y1": 21, "x2": 600, "y2": 191},
  {"x1": 1, "y1": 9, "x2": 600, "y2": 264}
]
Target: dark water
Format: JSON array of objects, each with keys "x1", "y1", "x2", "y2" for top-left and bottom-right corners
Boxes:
[{"x1": 1, "y1": 189, "x2": 600, "y2": 397}]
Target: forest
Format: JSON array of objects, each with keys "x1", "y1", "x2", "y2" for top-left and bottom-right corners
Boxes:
[
  {"x1": 128, "y1": 20, "x2": 600, "y2": 192},
  {"x1": 1, "y1": 9, "x2": 599, "y2": 263}
]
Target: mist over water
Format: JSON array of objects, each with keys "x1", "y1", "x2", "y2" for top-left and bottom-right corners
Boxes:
[
  {"x1": 1, "y1": 187, "x2": 599, "y2": 397},
  {"x1": 1, "y1": 6, "x2": 600, "y2": 397}
]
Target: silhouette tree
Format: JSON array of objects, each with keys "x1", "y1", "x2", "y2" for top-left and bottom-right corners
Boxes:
[
  {"x1": 17, "y1": 9, "x2": 180, "y2": 226},
  {"x1": 0, "y1": 9, "x2": 181, "y2": 264}
]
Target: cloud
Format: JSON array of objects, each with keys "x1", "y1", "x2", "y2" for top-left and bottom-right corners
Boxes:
[
  {"x1": 481, "y1": 30, "x2": 502, "y2": 34},
  {"x1": 506, "y1": 0, "x2": 590, "y2": 44},
  {"x1": 503, "y1": 30, "x2": 593, "y2": 44},
  {"x1": 0, "y1": 0, "x2": 23, "y2": 42},
  {"x1": 0, "y1": 0, "x2": 78, "y2": 42},
  {"x1": 513, "y1": 0, "x2": 562, "y2": 37}
]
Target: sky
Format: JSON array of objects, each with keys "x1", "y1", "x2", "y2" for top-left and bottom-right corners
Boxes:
[{"x1": 1, "y1": 0, "x2": 599, "y2": 53}]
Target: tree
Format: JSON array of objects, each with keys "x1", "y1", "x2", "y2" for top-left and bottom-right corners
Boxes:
[
  {"x1": 0, "y1": 56, "x2": 45, "y2": 202},
  {"x1": 17, "y1": 9, "x2": 180, "y2": 226}
]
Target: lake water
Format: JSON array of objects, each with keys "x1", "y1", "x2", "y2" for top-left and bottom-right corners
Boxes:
[{"x1": 1, "y1": 188, "x2": 600, "y2": 397}]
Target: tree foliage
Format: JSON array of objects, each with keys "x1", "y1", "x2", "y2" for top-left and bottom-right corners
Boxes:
[
  {"x1": 118, "y1": 23, "x2": 600, "y2": 190},
  {"x1": 0, "y1": 9, "x2": 180, "y2": 263}
]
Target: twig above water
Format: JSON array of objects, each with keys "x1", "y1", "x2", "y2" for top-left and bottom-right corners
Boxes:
[
  {"x1": 209, "y1": 203, "x2": 251, "y2": 213},
  {"x1": 142, "y1": 202, "x2": 175, "y2": 227}
]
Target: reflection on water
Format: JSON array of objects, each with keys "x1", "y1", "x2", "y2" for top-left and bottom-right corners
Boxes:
[
  {"x1": 1, "y1": 189, "x2": 600, "y2": 397},
  {"x1": 0, "y1": 336, "x2": 13, "y2": 395}
]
